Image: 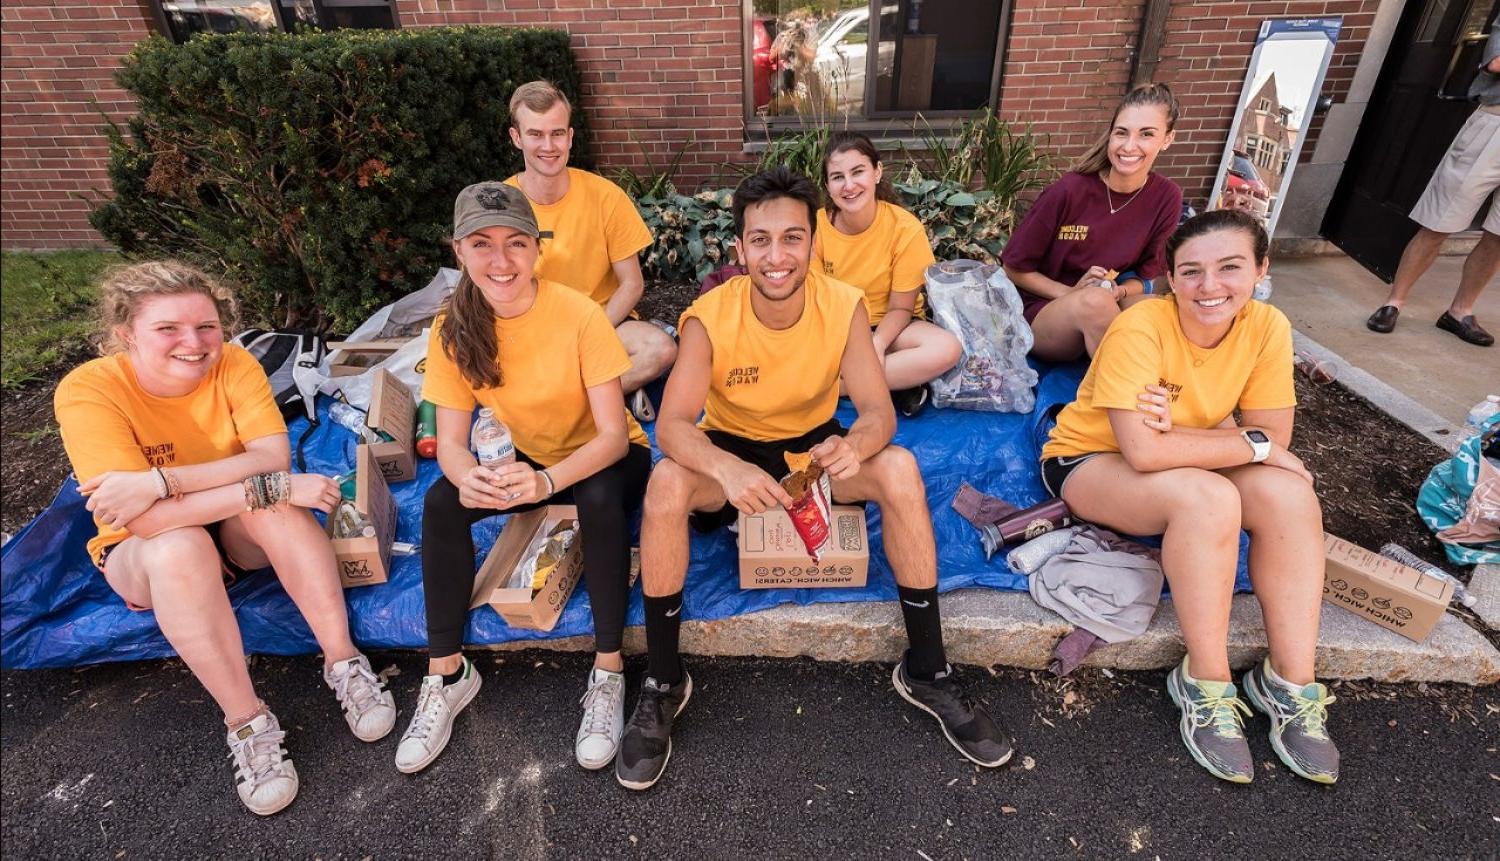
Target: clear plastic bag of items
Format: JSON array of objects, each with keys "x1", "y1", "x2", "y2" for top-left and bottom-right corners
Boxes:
[
  {"x1": 509, "y1": 520, "x2": 579, "y2": 595},
  {"x1": 923, "y1": 260, "x2": 1038, "y2": 412}
]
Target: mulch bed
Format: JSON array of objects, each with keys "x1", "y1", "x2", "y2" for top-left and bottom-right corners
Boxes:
[{"x1": 1, "y1": 283, "x2": 1466, "y2": 585}]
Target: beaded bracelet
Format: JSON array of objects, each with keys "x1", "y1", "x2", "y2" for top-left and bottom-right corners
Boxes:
[{"x1": 163, "y1": 468, "x2": 184, "y2": 502}]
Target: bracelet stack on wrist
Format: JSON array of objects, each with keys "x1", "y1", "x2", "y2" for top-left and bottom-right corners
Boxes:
[
  {"x1": 242, "y1": 471, "x2": 290, "y2": 511},
  {"x1": 151, "y1": 467, "x2": 170, "y2": 500},
  {"x1": 539, "y1": 469, "x2": 556, "y2": 498}
]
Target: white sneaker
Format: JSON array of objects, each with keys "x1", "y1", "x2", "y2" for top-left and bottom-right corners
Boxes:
[
  {"x1": 575, "y1": 667, "x2": 626, "y2": 770},
  {"x1": 394, "y1": 657, "x2": 481, "y2": 774},
  {"x1": 226, "y1": 710, "x2": 299, "y2": 816},
  {"x1": 324, "y1": 654, "x2": 397, "y2": 742}
]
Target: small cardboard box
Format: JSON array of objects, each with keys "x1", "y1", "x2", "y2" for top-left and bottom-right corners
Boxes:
[
  {"x1": 326, "y1": 339, "x2": 405, "y2": 377},
  {"x1": 469, "y1": 505, "x2": 584, "y2": 632},
  {"x1": 738, "y1": 505, "x2": 869, "y2": 589},
  {"x1": 365, "y1": 368, "x2": 416, "y2": 483},
  {"x1": 327, "y1": 444, "x2": 397, "y2": 588},
  {"x1": 1322, "y1": 533, "x2": 1453, "y2": 642}
]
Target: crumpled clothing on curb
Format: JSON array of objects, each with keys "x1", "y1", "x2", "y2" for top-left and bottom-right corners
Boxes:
[{"x1": 1030, "y1": 530, "x2": 1165, "y2": 646}]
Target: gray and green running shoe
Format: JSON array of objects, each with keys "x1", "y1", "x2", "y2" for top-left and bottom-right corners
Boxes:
[
  {"x1": 1243, "y1": 660, "x2": 1339, "y2": 784},
  {"x1": 1165, "y1": 657, "x2": 1254, "y2": 783}
]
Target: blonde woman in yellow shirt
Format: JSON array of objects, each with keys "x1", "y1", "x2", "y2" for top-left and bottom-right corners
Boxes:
[
  {"x1": 1041, "y1": 209, "x2": 1338, "y2": 786},
  {"x1": 814, "y1": 131, "x2": 961, "y2": 417},
  {"x1": 53, "y1": 262, "x2": 395, "y2": 816}
]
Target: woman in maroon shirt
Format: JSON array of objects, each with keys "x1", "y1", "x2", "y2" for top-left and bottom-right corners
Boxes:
[{"x1": 1002, "y1": 84, "x2": 1184, "y2": 361}]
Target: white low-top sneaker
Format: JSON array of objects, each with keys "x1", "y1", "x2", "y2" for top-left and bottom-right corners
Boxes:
[
  {"x1": 575, "y1": 667, "x2": 626, "y2": 770},
  {"x1": 324, "y1": 654, "x2": 397, "y2": 742},
  {"x1": 226, "y1": 710, "x2": 299, "y2": 816},
  {"x1": 394, "y1": 658, "x2": 481, "y2": 774}
]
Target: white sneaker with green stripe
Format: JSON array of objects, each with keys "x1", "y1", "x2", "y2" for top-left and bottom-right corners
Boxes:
[
  {"x1": 1165, "y1": 657, "x2": 1254, "y2": 784},
  {"x1": 1242, "y1": 659, "x2": 1340, "y2": 784}
]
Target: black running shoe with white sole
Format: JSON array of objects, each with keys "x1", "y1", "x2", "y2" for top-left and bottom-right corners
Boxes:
[
  {"x1": 891, "y1": 383, "x2": 931, "y2": 418},
  {"x1": 892, "y1": 657, "x2": 1013, "y2": 767},
  {"x1": 615, "y1": 674, "x2": 693, "y2": 790}
]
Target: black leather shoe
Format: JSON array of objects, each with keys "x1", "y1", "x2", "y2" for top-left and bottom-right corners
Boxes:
[
  {"x1": 1436, "y1": 311, "x2": 1494, "y2": 347},
  {"x1": 1366, "y1": 305, "x2": 1399, "y2": 333}
]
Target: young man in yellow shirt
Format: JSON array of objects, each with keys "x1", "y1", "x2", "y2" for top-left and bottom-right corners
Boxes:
[
  {"x1": 614, "y1": 168, "x2": 1014, "y2": 791},
  {"x1": 504, "y1": 81, "x2": 677, "y2": 420}
]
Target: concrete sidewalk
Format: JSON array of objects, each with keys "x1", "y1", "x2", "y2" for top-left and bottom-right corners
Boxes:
[{"x1": 1270, "y1": 253, "x2": 1499, "y2": 426}]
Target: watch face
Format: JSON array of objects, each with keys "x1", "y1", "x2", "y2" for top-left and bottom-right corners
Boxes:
[{"x1": 1246, "y1": 430, "x2": 1270, "y2": 444}]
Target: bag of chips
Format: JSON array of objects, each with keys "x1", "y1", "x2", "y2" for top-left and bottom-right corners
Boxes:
[{"x1": 781, "y1": 451, "x2": 833, "y2": 562}]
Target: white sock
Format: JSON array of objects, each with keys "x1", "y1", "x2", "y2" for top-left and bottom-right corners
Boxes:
[{"x1": 1264, "y1": 659, "x2": 1309, "y2": 693}]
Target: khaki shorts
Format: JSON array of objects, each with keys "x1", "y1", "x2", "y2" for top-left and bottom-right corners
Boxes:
[{"x1": 1410, "y1": 106, "x2": 1500, "y2": 235}]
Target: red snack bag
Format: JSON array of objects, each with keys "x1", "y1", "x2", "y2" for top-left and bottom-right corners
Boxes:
[{"x1": 781, "y1": 451, "x2": 833, "y2": 562}]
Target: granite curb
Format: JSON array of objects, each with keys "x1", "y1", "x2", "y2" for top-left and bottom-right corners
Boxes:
[{"x1": 480, "y1": 588, "x2": 1500, "y2": 685}]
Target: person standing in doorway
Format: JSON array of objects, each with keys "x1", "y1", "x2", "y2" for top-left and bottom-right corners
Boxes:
[
  {"x1": 1366, "y1": 25, "x2": 1500, "y2": 347},
  {"x1": 505, "y1": 80, "x2": 679, "y2": 414}
]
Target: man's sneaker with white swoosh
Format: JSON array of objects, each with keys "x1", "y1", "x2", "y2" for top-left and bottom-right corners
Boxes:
[
  {"x1": 892, "y1": 652, "x2": 1013, "y2": 767},
  {"x1": 615, "y1": 673, "x2": 693, "y2": 790}
]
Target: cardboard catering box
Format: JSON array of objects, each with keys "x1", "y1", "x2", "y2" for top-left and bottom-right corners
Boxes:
[
  {"x1": 469, "y1": 505, "x2": 584, "y2": 632},
  {"x1": 365, "y1": 368, "x2": 416, "y2": 483},
  {"x1": 327, "y1": 444, "x2": 397, "y2": 588},
  {"x1": 1322, "y1": 533, "x2": 1454, "y2": 642},
  {"x1": 326, "y1": 338, "x2": 406, "y2": 377},
  {"x1": 738, "y1": 505, "x2": 869, "y2": 589}
]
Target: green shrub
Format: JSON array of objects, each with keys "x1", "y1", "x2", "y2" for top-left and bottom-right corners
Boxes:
[
  {"x1": 90, "y1": 27, "x2": 588, "y2": 331},
  {"x1": 636, "y1": 179, "x2": 1005, "y2": 285}
]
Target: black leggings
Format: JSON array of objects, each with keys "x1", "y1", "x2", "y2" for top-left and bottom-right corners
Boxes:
[{"x1": 422, "y1": 444, "x2": 652, "y2": 657}]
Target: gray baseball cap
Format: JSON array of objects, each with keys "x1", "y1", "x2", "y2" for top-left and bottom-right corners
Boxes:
[{"x1": 452, "y1": 181, "x2": 539, "y2": 240}]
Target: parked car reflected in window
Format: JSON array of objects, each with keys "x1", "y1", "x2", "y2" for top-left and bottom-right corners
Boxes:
[
  {"x1": 1221, "y1": 150, "x2": 1271, "y2": 218},
  {"x1": 750, "y1": 0, "x2": 1006, "y2": 125}
]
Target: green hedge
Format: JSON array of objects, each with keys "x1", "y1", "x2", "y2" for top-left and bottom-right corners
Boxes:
[
  {"x1": 638, "y1": 180, "x2": 1009, "y2": 285},
  {"x1": 91, "y1": 27, "x2": 589, "y2": 331}
]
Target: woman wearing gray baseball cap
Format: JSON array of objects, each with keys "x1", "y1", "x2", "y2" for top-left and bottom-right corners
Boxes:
[{"x1": 394, "y1": 181, "x2": 653, "y2": 774}]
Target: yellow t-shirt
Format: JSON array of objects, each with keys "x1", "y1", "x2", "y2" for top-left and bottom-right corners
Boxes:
[
  {"x1": 506, "y1": 168, "x2": 653, "y2": 309},
  {"x1": 813, "y1": 201, "x2": 933, "y2": 324},
  {"x1": 680, "y1": 271, "x2": 865, "y2": 441},
  {"x1": 1042, "y1": 296, "x2": 1297, "y2": 460},
  {"x1": 422, "y1": 279, "x2": 648, "y2": 467},
  {"x1": 53, "y1": 344, "x2": 288, "y2": 567}
]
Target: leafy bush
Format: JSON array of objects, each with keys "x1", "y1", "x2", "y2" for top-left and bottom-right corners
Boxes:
[
  {"x1": 91, "y1": 27, "x2": 588, "y2": 331},
  {"x1": 636, "y1": 180, "x2": 1004, "y2": 285},
  {"x1": 902, "y1": 108, "x2": 1054, "y2": 230}
]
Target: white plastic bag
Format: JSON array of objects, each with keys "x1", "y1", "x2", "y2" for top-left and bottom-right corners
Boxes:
[
  {"x1": 924, "y1": 260, "x2": 1037, "y2": 412},
  {"x1": 343, "y1": 267, "x2": 460, "y2": 343}
]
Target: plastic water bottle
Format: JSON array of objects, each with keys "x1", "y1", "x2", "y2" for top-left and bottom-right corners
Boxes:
[
  {"x1": 1378, "y1": 542, "x2": 1477, "y2": 608},
  {"x1": 471, "y1": 408, "x2": 515, "y2": 468},
  {"x1": 1461, "y1": 395, "x2": 1499, "y2": 440},
  {"x1": 329, "y1": 402, "x2": 373, "y2": 441},
  {"x1": 1252, "y1": 275, "x2": 1273, "y2": 302}
]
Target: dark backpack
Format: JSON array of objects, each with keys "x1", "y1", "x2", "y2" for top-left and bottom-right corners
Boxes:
[{"x1": 232, "y1": 329, "x2": 326, "y2": 423}]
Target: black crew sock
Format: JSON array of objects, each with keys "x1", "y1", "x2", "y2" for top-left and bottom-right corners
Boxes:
[
  {"x1": 897, "y1": 585, "x2": 948, "y2": 680},
  {"x1": 644, "y1": 591, "x2": 685, "y2": 685},
  {"x1": 440, "y1": 656, "x2": 467, "y2": 687}
]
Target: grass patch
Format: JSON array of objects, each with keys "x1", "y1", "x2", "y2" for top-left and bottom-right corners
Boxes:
[{"x1": 1, "y1": 250, "x2": 119, "y2": 389}]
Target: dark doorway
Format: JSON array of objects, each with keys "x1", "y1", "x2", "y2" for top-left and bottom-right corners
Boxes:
[{"x1": 1323, "y1": 0, "x2": 1499, "y2": 281}]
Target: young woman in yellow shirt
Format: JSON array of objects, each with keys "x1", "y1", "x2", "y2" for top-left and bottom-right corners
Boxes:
[
  {"x1": 396, "y1": 181, "x2": 651, "y2": 776},
  {"x1": 53, "y1": 261, "x2": 395, "y2": 816},
  {"x1": 814, "y1": 131, "x2": 962, "y2": 417},
  {"x1": 1041, "y1": 210, "x2": 1339, "y2": 786}
]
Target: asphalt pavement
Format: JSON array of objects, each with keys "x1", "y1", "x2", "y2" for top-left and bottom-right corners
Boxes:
[{"x1": 3, "y1": 650, "x2": 1497, "y2": 859}]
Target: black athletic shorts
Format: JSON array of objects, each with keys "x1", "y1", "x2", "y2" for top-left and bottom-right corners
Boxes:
[
  {"x1": 1039, "y1": 453, "x2": 1101, "y2": 498},
  {"x1": 690, "y1": 417, "x2": 848, "y2": 533}
]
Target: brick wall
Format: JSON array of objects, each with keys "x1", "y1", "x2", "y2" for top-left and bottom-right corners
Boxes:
[
  {"x1": 0, "y1": 0, "x2": 152, "y2": 249},
  {"x1": 395, "y1": 0, "x2": 747, "y2": 192},
  {"x1": 999, "y1": 0, "x2": 1380, "y2": 209},
  {"x1": 0, "y1": 0, "x2": 1385, "y2": 249}
]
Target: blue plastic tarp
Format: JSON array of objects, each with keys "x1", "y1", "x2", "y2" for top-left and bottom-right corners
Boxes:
[{"x1": 1, "y1": 361, "x2": 1251, "y2": 669}]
